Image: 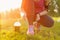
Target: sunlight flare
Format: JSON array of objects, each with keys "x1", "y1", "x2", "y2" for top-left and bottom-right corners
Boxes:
[{"x1": 0, "y1": 0, "x2": 22, "y2": 12}]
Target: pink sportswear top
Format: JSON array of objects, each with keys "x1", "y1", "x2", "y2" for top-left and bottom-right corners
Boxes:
[{"x1": 34, "y1": 0, "x2": 46, "y2": 13}]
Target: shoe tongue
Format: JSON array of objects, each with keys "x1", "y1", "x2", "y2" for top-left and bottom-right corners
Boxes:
[
  {"x1": 29, "y1": 27, "x2": 33, "y2": 32},
  {"x1": 29, "y1": 25, "x2": 34, "y2": 32}
]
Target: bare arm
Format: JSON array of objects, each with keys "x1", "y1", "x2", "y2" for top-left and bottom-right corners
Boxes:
[{"x1": 39, "y1": 10, "x2": 48, "y2": 16}]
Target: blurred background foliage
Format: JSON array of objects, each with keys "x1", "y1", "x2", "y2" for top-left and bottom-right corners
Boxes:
[{"x1": 48, "y1": 0, "x2": 60, "y2": 17}]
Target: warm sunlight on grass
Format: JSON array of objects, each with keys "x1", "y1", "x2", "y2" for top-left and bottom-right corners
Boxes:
[
  {"x1": 52, "y1": 17, "x2": 60, "y2": 22},
  {"x1": 0, "y1": 17, "x2": 60, "y2": 40}
]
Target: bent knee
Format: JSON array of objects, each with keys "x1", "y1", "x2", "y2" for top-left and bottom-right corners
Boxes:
[{"x1": 45, "y1": 20, "x2": 54, "y2": 28}]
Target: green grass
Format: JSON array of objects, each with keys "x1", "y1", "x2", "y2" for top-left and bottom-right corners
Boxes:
[{"x1": 0, "y1": 17, "x2": 60, "y2": 40}]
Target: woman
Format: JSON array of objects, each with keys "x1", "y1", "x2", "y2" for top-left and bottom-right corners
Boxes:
[{"x1": 22, "y1": 0, "x2": 54, "y2": 35}]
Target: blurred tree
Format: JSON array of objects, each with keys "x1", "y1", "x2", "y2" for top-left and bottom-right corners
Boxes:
[{"x1": 48, "y1": 0, "x2": 60, "y2": 17}]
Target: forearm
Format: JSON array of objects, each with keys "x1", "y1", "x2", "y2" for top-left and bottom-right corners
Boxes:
[{"x1": 39, "y1": 10, "x2": 48, "y2": 16}]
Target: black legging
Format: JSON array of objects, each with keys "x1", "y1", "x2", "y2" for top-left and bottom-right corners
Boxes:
[{"x1": 37, "y1": 15, "x2": 54, "y2": 27}]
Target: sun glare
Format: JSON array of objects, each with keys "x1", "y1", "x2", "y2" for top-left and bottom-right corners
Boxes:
[
  {"x1": 0, "y1": 0, "x2": 22, "y2": 12},
  {"x1": 20, "y1": 11, "x2": 25, "y2": 18}
]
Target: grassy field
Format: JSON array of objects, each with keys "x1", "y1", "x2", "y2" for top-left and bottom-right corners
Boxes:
[{"x1": 0, "y1": 17, "x2": 60, "y2": 40}]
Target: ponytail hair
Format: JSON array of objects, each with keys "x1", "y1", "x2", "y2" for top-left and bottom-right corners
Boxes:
[{"x1": 45, "y1": 0, "x2": 51, "y2": 9}]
